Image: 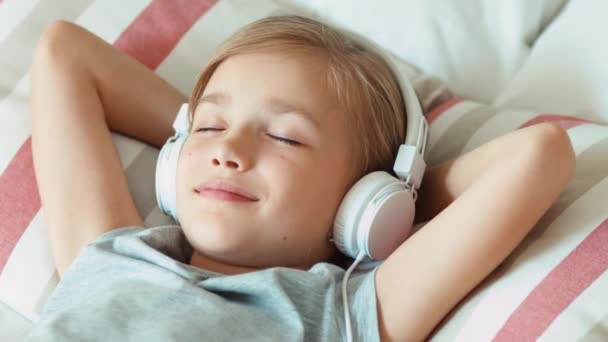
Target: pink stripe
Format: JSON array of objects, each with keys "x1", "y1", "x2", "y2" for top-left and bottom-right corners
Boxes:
[
  {"x1": 0, "y1": 138, "x2": 40, "y2": 273},
  {"x1": 494, "y1": 217, "x2": 608, "y2": 341},
  {"x1": 426, "y1": 97, "x2": 462, "y2": 124},
  {"x1": 114, "y1": 0, "x2": 218, "y2": 69},
  {"x1": 519, "y1": 114, "x2": 595, "y2": 130}
]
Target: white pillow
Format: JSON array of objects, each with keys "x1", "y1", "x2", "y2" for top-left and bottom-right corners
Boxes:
[
  {"x1": 277, "y1": 0, "x2": 568, "y2": 102},
  {"x1": 494, "y1": 0, "x2": 608, "y2": 124}
]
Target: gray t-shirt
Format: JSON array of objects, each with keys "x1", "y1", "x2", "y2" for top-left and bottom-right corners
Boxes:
[{"x1": 24, "y1": 226, "x2": 380, "y2": 341}]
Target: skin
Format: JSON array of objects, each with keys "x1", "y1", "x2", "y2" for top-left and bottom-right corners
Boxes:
[{"x1": 177, "y1": 52, "x2": 358, "y2": 274}]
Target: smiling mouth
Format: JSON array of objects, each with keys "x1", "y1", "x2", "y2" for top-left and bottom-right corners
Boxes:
[{"x1": 194, "y1": 188, "x2": 258, "y2": 202}]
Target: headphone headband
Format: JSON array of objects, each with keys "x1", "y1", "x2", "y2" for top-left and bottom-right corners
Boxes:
[
  {"x1": 173, "y1": 104, "x2": 190, "y2": 135},
  {"x1": 381, "y1": 52, "x2": 428, "y2": 190}
]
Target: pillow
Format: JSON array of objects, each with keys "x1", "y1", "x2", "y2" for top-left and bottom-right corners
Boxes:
[
  {"x1": 424, "y1": 98, "x2": 608, "y2": 341},
  {"x1": 276, "y1": 0, "x2": 569, "y2": 103},
  {"x1": 493, "y1": 0, "x2": 608, "y2": 124}
]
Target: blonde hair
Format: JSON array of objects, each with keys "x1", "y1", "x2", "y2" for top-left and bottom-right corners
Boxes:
[{"x1": 188, "y1": 15, "x2": 406, "y2": 177}]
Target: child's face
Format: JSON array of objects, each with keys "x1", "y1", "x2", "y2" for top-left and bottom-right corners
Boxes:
[{"x1": 176, "y1": 51, "x2": 356, "y2": 270}]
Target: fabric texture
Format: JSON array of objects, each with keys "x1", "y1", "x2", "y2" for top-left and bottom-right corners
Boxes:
[
  {"x1": 277, "y1": 0, "x2": 568, "y2": 102},
  {"x1": 493, "y1": 0, "x2": 608, "y2": 123},
  {"x1": 24, "y1": 225, "x2": 380, "y2": 342}
]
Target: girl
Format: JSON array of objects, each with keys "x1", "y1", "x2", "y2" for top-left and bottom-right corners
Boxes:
[{"x1": 28, "y1": 15, "x2": 574, "y2": 341}]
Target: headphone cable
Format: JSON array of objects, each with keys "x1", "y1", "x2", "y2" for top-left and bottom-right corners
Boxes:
[{"x1": 342, "y1": 252, "x2": 367, "y2": 342}]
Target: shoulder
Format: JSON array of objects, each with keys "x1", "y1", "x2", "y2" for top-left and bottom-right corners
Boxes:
[
  {"x1": 89, "y1": 225, "x2": 190, "y2": 255},
  {"x1": 42, "y1": 225, "x2": 196, "y2": 312},
  {"x1": 59, "y1": 225, "x2": 194, "y2": 283}
]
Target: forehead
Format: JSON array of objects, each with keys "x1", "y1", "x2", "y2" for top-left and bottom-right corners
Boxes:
[{"x1": 200, "y1": 51, "x2": 339, "y2": 117}]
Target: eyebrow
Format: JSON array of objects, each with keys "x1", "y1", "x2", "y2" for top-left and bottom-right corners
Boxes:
[{"x1": 198, "y1": 91, "x2": 320, "y2": 128}]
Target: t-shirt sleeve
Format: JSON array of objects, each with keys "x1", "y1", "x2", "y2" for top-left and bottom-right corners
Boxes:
[
  {"x1": 38, "y1": 226, "x2": 145, "y2": 315},
  {"x1": 39, "y1": 225, "x2": 195, "y2": 315}
]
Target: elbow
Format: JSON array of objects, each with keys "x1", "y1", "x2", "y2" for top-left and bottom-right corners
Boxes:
[
  {"x1": 31, "y1": 20, "x2": 83, "y2": 87},
  {"x1": 525, "y1": 122, "x2": 576, "y2": 189},
  {"x1": 33, "y1": 20, "x2": 79, "y2": 64}
]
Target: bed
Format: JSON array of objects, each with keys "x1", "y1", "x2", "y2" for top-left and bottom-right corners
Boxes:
[{"x1": 1, "y1": 0, "x2": 607, "y2": 340}]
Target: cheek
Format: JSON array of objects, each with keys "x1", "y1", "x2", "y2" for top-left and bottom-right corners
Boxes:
[
  {"x1": 277, "y1": 161, "x2": 345, "y2": 213},
  {"x1": 176, "y1": 150, "x2": 192, "y2": 180},
  {"x1": 175, "y1": 147, "x2": 197, "y2": 204}
]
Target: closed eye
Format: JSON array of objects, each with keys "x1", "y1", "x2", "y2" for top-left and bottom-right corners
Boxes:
[
  {"x1": 194, "y1": 128, "x2": 301, "y2": 146},
  {"x1": 267, "y1": 134, "x2": 301, "y2": 146},
  {"x1": 195, "y1": 127, "x2": 224, "y2": 133}
]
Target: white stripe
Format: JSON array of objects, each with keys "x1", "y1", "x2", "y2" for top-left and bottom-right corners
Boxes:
[
  {"x1": 0, "y1": 299, "x2": 33, "y2": 338},
  {"x1": 0, "y1": 212, "x2": 55, "y2": 322},
  {"x1": 453, "y1": 177, "x2": 608, "y2": 341},
  {"x1": 112, "y1": 132, "x2": 148, "y2": 170},
  {"x1": 565, "y1": 124, "x2": 608, "y2": 155},
  {"x1": 156, "y1": 0, "x2": 281, "y2": 95},
  {"x1": 540, "y1": 270, "x2": 608, "y2": 341},
  {"x1": 32, "y1": 271, "x2": 59, "y2": 319},
  {"x1": 460, "y1": 108, "x2": 536, "y2": 154},
  {"x1": 427, "y1": 101, "x2": 483, "y2": 151},
  {"x1": 0, "y1": 0, "x2": 39, "y2": 41}
]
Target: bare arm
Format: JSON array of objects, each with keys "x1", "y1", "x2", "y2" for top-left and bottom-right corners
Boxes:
[
  {"x1": 415, "y1": 130, "x2": 527, "y2": 223},
  {"x1": 375, "y1": 123, "x2": 576, "y2": 341},
  {"x1": 31, "y1": 21, "x2": 187, "y2": 277}
]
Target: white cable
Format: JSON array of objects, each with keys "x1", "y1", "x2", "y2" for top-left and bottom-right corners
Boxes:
[
  {"x1": 342, "y1": 252, "x2": 367, "y2": 342},
  {"x1": 154, "y1": 224, "x2": 181, "y2": 229}
]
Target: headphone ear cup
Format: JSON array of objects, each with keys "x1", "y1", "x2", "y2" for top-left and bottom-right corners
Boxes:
[
  {"x1": 333, "y1": 171, "x2": 416, "y2": 260},
  {"x1": 155, "y1": 135, "x2": 187, "y2": 224},
  {"x1": 334, "y1": 172, "x2": 396, "y2": 259}
]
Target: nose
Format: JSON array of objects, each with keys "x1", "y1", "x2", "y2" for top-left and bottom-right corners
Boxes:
[{"x1": 210, "y1": 133, "x2": 252, "y2": 171}]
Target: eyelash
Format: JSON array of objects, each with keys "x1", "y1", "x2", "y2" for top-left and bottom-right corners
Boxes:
[
  {"x1": 195, "y1": 128, "x2": 301, "y2": 147},
  {"x1": 267, "y1": 134, "x2": 301, "y2": 146},
  {"x1": 195, "y1": 128, "x2": 223, "y2": 133}
]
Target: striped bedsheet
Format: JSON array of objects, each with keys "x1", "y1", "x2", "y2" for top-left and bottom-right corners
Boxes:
[
  {"x1": 0, "y1": 0, "x2": 607, "y2": 341},
  {"x1": 426, "y1": 100, "x2": 608, "y2": 341}
]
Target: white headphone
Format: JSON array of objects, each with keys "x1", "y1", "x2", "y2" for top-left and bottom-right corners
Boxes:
[
  {"x1": 332, "y1": 55, "x2": 428, "y2": 261},
  {"x1": 154, "y1": 55, "x2": 428, "y2": 262}
]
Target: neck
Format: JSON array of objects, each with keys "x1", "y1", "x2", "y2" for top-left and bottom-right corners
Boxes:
[
  {"x1": 189, "y1": 249, "x2": 342, "y2": 275},
  {"x1": 190, "y1": 251, "x2": 260, "y2": 275}
]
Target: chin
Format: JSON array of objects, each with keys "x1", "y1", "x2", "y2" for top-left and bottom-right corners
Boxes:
[{"x1": 184, "y1": 223, "x2": 251, "y2": 252}]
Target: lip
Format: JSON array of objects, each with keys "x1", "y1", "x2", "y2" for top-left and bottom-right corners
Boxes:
[{"x1": 194, "y1": 180, "x2": 259, "y2": 202}]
